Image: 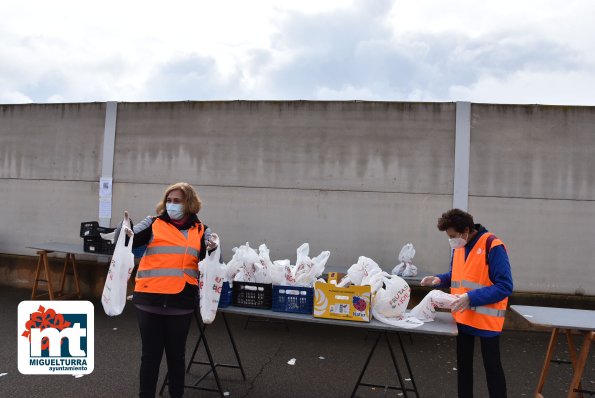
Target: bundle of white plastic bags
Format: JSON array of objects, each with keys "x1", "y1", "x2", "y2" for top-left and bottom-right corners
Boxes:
[
  {"x1": 391, "y1": 243, "x2": 418, "y2": 277},
  {"x1": 290, "y1": 243, "x2": 330, "y2": 286},
  {"x1": 228, "y1": 242, "x2": 329, "y2": 287},
  {"x1": 372, "y1": 274, "x2": 425, "y2": 329},
  {"x1": 338, "y1": 256, "x2": 386, "y2": 293},
  {"x1": 336, "y1": 256, "x2": 459, "y2": 328},
  {"x1": 337, "y1": 257, "x2": 422, "y2": 328}
]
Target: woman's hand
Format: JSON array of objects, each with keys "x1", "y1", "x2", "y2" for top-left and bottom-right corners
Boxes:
[
  {"x1": 420, "y1": 276, "x2": 441, "y2": 287},
  {"x1": 207, "y1": 233, "x2": 219, "y2": 250},
  {"x1": 123, "y1": 211, "x2": 133, "y2": 237},
  {"x1": 451, "y1": 293, "x2": 470, "y2": 312}
]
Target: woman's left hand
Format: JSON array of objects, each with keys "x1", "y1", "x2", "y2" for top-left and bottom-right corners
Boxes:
[
  {"x1": 207, "y1": 233, "x2": 219, "y2": 250},
  {"x1": 451, "y1": 293, "x2": 470, "y2": 312}
]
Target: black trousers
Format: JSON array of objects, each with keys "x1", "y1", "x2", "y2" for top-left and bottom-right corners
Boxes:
[
  {"x1": 456, "y1": 331, "x2": 507, "y2": 398},
  {"x1": 137, "y1": 309, "x2": 193, "y2": 398}
]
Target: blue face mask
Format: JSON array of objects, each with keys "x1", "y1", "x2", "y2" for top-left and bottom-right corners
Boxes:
[{"x1": 166, "y1": 203, "x2": 185, "y2": 220}]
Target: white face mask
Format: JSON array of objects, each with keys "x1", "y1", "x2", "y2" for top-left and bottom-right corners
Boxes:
[
  {"x1": 448, "y1": 233, "x2": 467, "y2": 249},
  {"x1": 166, "y1": 203, "x2": 185, "y2": 220}
]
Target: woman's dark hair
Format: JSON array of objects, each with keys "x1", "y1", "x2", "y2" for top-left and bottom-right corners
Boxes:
[{"x1": 437, "y1": 209, "x2": 474, "y2": 233}]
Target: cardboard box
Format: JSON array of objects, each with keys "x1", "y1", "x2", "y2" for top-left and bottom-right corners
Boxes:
[
  {"x1": 313, "y1": 282, "x2": 372, "y2": 322},
  {"x1": 325, "y1": 271, "x2": 346, "y2": 285}
]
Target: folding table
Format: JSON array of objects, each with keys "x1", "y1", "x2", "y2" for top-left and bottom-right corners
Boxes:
[
  {"x1": 511, "y1": 305, "x2": 595, "y2": 398},
  {"x1": 171, "y1": 306, "x2": 456, "y2": 398}
]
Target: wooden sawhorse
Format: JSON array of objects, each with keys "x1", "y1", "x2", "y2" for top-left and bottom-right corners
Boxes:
[
  {"x1": 535, "y1": 328, "x2": 594, "y2": 398},
  {"x1": 31, "y1": 250, "x2": 81, "y2": 300}
]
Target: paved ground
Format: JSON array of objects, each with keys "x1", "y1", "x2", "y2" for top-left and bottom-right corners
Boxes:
[{"x1": 0, "y1": 285, "x2": 593, "y2": 397}]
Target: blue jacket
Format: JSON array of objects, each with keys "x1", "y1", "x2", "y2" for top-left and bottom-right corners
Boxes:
[{"x1": 436, "y1": 224, "x2": 513, "y2": 337}]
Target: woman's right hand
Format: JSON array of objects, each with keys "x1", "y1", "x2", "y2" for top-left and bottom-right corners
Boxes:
[
  {"x1": 123, "y1": 211, "x2": 133, "y2": 237},
  {"x1": 420, "y1": 276, "x2": 441, "y2": 287}
]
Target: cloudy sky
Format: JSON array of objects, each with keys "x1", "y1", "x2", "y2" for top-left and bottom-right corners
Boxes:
[{"x1": 2, "y1": 0, "x2": 594, "y2": 105}]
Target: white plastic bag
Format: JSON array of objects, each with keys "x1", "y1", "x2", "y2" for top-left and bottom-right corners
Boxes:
[
  {"x1": 223, "y1": 247, "x2": 243, "y2": 282},
  {"x1": 347, "y1": 256, "x2": 381, "y2": 285},
  {"x1": 293, "y1": 243, "x2": 330, "y2": 286},
  {"x1": 269, "y1": 259, "x2": 289, "y2": 285},
  {"x1": 232, "y1": 243, "x2": 261, "y2": 283},
  {"x1": 371, "y1": 274, "x2": 424, "y2": 329},
  {"x1": 392, "y1": 243, "x2": 418, "y2": 277},
  {"x1": 409, "y1": 290, "x2": 456, "y2": 322},
  {"x1": 254, "y1": 244, "x2": 273, "y2": 283},
  {"x1": 101, "y1": 218, "x2": 135, "y2": 316},
  {"x1": 199, "y1": 245, "x2": 226, "y2": 324}
]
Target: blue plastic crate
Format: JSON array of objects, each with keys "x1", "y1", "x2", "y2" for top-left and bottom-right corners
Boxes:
[
  {"x1": 272, "y1": 285, "x2": 313, "y2": 314},
  {"x1": 218, "y1": 281, "x2": 232, "y2": 308}
]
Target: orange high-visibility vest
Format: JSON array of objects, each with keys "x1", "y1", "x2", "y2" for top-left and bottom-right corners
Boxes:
[
  {"x1": 451, "y1": 232, "x2": 508, "y2": 332},
  {"x1": 134, "y1": 218, "x2": 204, "y2": 294}
]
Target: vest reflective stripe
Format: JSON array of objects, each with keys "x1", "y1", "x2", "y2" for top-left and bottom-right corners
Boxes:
[
  {"x1": 137, "y1": 268, "x2": 185, "y2": 278},
  {"x1": 145, "y1": 246, "x2": 199, "y2": 257},
  {"x1": 135, "y1": 218, "x2": 204, "y2": 294},
  {"x1": 450, "y1": 232, "x2": 509, "y2": 332},
  {"x1": 184, "y1": 269, "x2": 199, "y2": 278},
  {"x1": 471, "y1": 306, "x2": 506, "y2": 318},
  {"x1": 451, "y1": 279, "x2": 488, "y2": 290},
  {"x1": 135, "y1": 268, "x2": 200, "y2": 284}
]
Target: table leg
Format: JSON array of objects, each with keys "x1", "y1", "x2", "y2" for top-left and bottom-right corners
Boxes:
[
  {"x1": 396, "y1": 332, "x2": 419, "y2": 398},
  {"x1": 55, "y1": 253, "x2": 81, "y2": 299},
  {"x1": 223, "y1": 313, "x2": 246, "y2": 380},
  {"x1": 70, "y1": 254, "x2": 82, "y2": 298},
  {"x1": 386, "y1": 332, "x2": 409, "y2": 398},
  {"x1": 58, "y1": 255, "x2": 69, "y2": 297},
  {"x1": 565, "y1": 330, "x2": 584, "y2": 398},
  {"x1": 535, "y1": 327, "x2": 559, "y2": 398},
  {"x1": 31, "y1": 252, "x2": 44, "y2": 300},
  {"x1": 351, "y1": 331, "x2": 382, "y2": 398},
  {"x1": 43, "y1": 252, "x2": 55, "y2": 300},
  {"x1": 566, "y1": 331, "x2": 594, "y2": 398}
]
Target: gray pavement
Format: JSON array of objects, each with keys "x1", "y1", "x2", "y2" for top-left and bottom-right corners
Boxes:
[{"x1": 1, "y1": 285, "x2": 593, "y2": 397}]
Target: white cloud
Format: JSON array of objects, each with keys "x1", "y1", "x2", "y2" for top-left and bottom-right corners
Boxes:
[
  {"x1": 313, "y1": 85, "x2": 378, "y2": 100},
  {"x1": 0, "y1": 90, "x2": 32, "y2": 104},
  {"x1": 449, "y1": 70, "x2": 595, "y2": 106},
  {"x1": 0, "y1": 0, "x2": 594, "y2": 104}
]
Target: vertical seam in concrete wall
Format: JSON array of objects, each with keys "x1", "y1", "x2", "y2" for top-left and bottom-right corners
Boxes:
[
  {"x1": 453, "y1": 101, "x2": 471, "y2": 210},
  {"x1": 99, "y1": 101, "x2": 117, "y2": 227}
]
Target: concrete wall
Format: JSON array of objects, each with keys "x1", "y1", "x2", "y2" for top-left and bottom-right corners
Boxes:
[
  {"x1": 469, "y1": 104, "x2": 595, "y2": 295},
  {"x1": 1, "y1": 101, "x2": 594, "y2": 295},
  {"x1": 0, "y1": 104, "x2": 105, "y2": 258}
]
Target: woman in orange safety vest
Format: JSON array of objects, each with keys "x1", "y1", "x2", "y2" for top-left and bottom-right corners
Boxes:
[
  {"x1": 421, "y1": 208, "x2": 513, "y2": 398},
  {"x1": 120, "y1": 182, "x2": 218, "y2": 398}
]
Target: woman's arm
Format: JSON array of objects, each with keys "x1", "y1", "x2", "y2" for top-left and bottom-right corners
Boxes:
[
  {"x1": 467, "y1": 245, "x2": 513, "y2": 307},
  {"x1": 113, "y1": 215, "x2": 154, "y2": 249},
  {"x1": 131, "y1": 216, "x2": 155, "y2": 248}
]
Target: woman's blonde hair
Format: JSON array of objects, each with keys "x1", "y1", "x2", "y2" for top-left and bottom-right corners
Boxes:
[{"x1": 156, "y1": 182, "x2": 202, "y2": 216}]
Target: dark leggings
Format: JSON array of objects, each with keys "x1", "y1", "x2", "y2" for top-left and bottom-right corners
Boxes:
[
  {"x1": 137, "y1": 309, "x2": 193, "y2": 398},
  {"x1": 456, "y1": 332, "x2": 507, "y2": 398}
]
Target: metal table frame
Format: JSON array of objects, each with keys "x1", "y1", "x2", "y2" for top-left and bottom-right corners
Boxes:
[
  {"x1": 167, "y1": 305, "x2": 456, "y2": 397},
  {"x1": 511, "y1": 305, "x2": 595, "y2": 398},
  {"x1": 159, "y1": 310, "x2": 246, "y2": 397}
]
